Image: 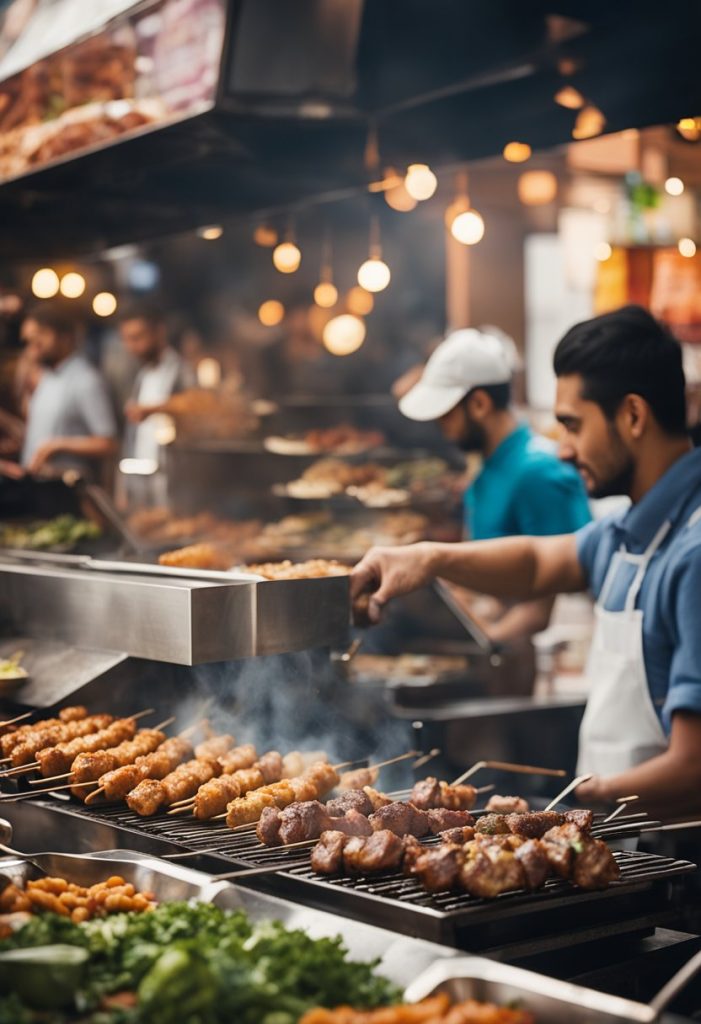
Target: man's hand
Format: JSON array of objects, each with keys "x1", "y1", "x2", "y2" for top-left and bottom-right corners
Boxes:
[
  {"x1": 27, "y1": 440, "x2": 60, "y2": 475},
  {"x1": 124, "y1": 401, "x2": 149, "y2": 424},
  {"x1": 351, "y1": 543, "x2": 436, "y2": 623},
  {"x1": 0, "y1": 459, "x2": 25, "y2": 480}
]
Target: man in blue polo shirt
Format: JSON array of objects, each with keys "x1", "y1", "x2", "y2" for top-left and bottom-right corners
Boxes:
[
  {"x1": 354, "y1": 306, "x2": 701, "y2": 819},
  {"x1": 398, "y1": 328, "x2": 590, "y2": 642}
]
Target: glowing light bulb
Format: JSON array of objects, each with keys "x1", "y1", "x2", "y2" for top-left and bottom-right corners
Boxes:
[
  {"x1": 450, "y1": 209, "x2": 485, "y2": 245},
  {"x1": 272, "y1": 241, "x2": 301, "y2": 273},
  {"x1": 197, "y1": 225, "x2": 223, "y2": 240},
  {"x1": 595, "y1": 242, "x2": 612, "y2": 261},
  {"x1": 31, "y1": 268, "x2": 59, "y2": 298},
  {"x1": 322, "y1": 314, "x2": 366, "y2": 356},
  {"x1": 384, "y1": 181, "x2": 418, "y2": 211},
  {"x1": 665, "y1": 177, "x2": 684, "y2": 196},
  {"x1": 503, "y1": 142, "x2": 531, "y2": 163},
  {"x1": 253, "y1": 224, "x2": 278, "y2": 247},
  {"x1": 59, "y1": 272, "x2": 86, "y2": 298},
  {"x1": 678, "y1": 237, "x2": 696, "y2": 258},
  {"x1": 153, "y1": 414, "x2": 176, "y2": 445},
  {"x1": 196, "y1": 357, "x2": 221, "y2": 388},
  {"x1": 676, "y1": 118, "x2": 701, "y2": 142},
  {"x1": 554, "y1": 85, "x2": 585, "y2": 110},
  {"x1": 404, "y1": 163, "x2": 438, "y2": 201},
  {"x1": 258, "y1": 299, "x2": 285, "y2": 326},
  {"x1": 517, "y1": 170, "x2": 558, "y2": 206},
  {"x1": 346, "y1": 286, "x2": 374, "y2": 315},
  {"x1": 92, "y1": 292, "x2": 117, "y2": 317},
  {"x1": 572, "y1": 105, "x2": 606, "y2": 140},
  {"x1": 357, "y1": 257, "x2": 391, "y2": 292},
  {"x1": 313, "y1": 281, "x2": 338, "y2": 308}
]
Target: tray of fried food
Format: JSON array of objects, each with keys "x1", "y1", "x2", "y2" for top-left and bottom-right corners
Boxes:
[
  {"x1": 299, "y1": 991, "x2": 534, "y2": 1023},
  {"x1": 0, "y1": 872, "x2": 156, "y2": 933}
]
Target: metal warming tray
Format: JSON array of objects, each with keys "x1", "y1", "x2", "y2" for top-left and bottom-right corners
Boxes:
[
  {"x1": 0, "y1": 845, "x2": 457, "y2": 992},
  {"x1": 0, "y1": 555, "x2": 350, "y2": 664},
  {"x1": 404, "y1": 954, "x2": 701, "y2": 1023}
]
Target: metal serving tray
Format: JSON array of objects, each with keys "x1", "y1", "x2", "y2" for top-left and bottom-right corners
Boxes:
[
  {"x1": 0, "y1": 846, "x2": 458, "y2": 992},
  {"x1": 404, "y1": 954, "x2": 701, "y2": 1023}
]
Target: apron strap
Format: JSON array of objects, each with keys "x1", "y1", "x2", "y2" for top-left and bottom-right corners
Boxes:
[{"x1": 624, "y1": 519, "x2": 672, "y2": 612}]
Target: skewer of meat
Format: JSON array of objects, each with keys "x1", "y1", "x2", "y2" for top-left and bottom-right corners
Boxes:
[
  {"x1": 170, "y1": 751, "x2": 284, "y2": 819},
  {"x1": 86, "y1": 736, "x2": 195, "y2": 804},
  {"x1": 126, "y1": 756, "x2": 222, "y2": 816},
  {"x1": 410, "y1": 776, "x2": 479, "y2": 811},
  {"x1": 223, "y1": 762, "x2": 341, "y2": 828},
  {"x1": 475, "y1": 808, "x2": 594, "y2": 839},
  {"x1": 312, "y1": 819, "x2": 619, "y2": 896},
  {"x1": 1, "y1": 714, "x2": 116, "y2": 770},
  {"x1": 0, "y1": 706, "x2": 88, "y2": 757},
  {"x1": 194, "y1": 734, "x2": 235, "y2": 761},
  {"x1": 484, "y1": 795, "x2": 530, "y2": 814},
  {"x1": 336, "y1": 751, "x2": 419, "y2": 791},
  {"x1": 168, "y1": 744, "x2": 261, "y2": 808},
  {"x1": 33, "y1": 717, "x2": 147, "y2": 778},
  {"x1": 256, "y1": 792, "x2": 476, "y2": 846}
]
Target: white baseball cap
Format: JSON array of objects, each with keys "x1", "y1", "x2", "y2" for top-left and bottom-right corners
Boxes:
[{"x1": 398, "y1": 328, "x2": 513, "y2": 422}]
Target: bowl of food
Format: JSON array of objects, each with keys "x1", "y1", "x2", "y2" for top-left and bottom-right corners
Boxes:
[{"x1": 0, "y1": 651, "x2": 28, "y2": 695}]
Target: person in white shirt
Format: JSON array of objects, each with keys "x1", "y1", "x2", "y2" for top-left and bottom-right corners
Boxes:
[{"x1": 119, "y1": 302, "x2": 196, "y2": 463}]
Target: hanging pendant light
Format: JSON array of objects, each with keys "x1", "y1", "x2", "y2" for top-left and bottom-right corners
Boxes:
[
  {"x1": 445, "y1": 171, "x2": 485, "y2": 246},
  {"x1": 357, "y1": 215, "x2": 391, "y2": 292},
  {"x1": 313, "y1": 229, "x2": 338, "y2": 308}
]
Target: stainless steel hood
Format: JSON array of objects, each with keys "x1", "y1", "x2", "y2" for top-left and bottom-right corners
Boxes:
[{"x1": 0, "y1": 557, "x2": 350, "y2": 664}]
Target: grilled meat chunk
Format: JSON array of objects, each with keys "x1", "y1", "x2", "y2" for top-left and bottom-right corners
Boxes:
[
  {"x1": 256, "y1": 805, "x2": 283, "y2": 846},
  {"x1": 485, "y1": 794, "x2": 530, "y2": 814},
  {"x1": 369, "y1": 801, "x2": 430, "y2": 837},
  {"x1": 515, "y1": 838, "x2": 551, "y2": 890},
  {"x1": 505, "y1": 810, "x2": 564, "y2": 839},
  {"x1": 475, "y1": 813, "x2": 511, "y2": 835},
  {"x1": 326, "y1": 789, "x2": 374, "y2": 817},
  {"x1": 311, "y1": 830, "x2": 348, "y2": 874},
  {"x1": 439, "y1": 825, "x2": 476, "y2": 845},
  {"x1": 410, "y1": 843, "x2": 463, "y2": 892},
  {"x1": 278, "y1": 800, "x2": 330, "y2": 844},
  {"x1": 573, "y1": 837, "x2": 621, "y2": 890},
  {"x1": 564, "y1": 808, "x2": 594, "y2": 831},
  {"x1": 460, "y1": 842, "x2": 526, "y2": 899},
  {"x1": 410, "y1": 777, "x2": 477, "y2": 811},
  {"x1": 342, "y1": 830, "x2": 404, "y2": 874},
  {"x1": 427, "y1": 808, "x2": 475, "y2": 834},
  {"x1": 541, "y1": 822, "x2": 582, "y2": 878}
]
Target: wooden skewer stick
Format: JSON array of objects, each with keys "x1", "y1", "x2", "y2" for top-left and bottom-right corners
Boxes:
[
  {"x1": 130, "y1": 709, "x2": 156, "y2": 722},
  {"x1": 452, "y1": 760, "x2": 566, "y2": 787},
  {"x1": 603, "y1": 795, "x2": 639, "y2": 824},
  {"x1": 153, "y1": 716, "x2": 176, "y2": 731},
  {"x1": 412, "y1": 748, "x2": 441, "y2": 770},
  {"x1": 0, "y1": 762, "x2": 40, "y2": 777},
  {"x1": 0, "y1": 779, "x2": 96, "y2": 798},
  {"x1": 84, "y1": 786, "x2": 105, "y2": 805},
  {"x1": 342, "y1": 750, "x2": 420, "y2": 774},
  {"x1": 0, "y1": 711, "x2": 33, "y2": 730},
  {"x1": 167, "y1": 805, "x2": 194, "y2": 816},
  {"x1": 29, "y1": 772, "x2": 72, "y2": 784},
  {"x1": 544, "y1": 774, "x2": 593, "y2": 811},
  {"x1": 209, "y1": 859, "x2": 312, "y2": 882}
]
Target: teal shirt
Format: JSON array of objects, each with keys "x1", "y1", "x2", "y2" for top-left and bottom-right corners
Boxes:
[{"x1": 464, "y1": 423, "x2": 591, "y2": 540}]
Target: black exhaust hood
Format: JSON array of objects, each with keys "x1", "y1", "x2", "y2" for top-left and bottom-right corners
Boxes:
[{"x1": 0, "y1": 0, "x2": 700, "y2": 260}]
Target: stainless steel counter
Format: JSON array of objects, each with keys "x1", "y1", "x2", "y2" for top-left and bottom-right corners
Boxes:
[{"x1": 0, "y1": 557, "x2": 349, "y2": 664}]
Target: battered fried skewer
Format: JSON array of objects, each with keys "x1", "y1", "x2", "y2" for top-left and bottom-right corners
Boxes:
[
  {"x1": 168, "y1": 751, "x2": 284, "y2": 819},
  {"x1": 0, "y1": 715, "x2": 115, "y2": 772},
  {"x1": 221, "y1": 762, "x2": 341, "y2": 828},
  {"x1": 85, "y1": 735, "x2": 195, "y2": 804}
]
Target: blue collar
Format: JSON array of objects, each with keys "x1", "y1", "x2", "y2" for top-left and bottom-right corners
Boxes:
[
  {"x1": 619, "y1": 446, "x2": 701, "y2": 548},
  {"x1": 484, "y1": 422, "x2": 531, "y2": 469}
]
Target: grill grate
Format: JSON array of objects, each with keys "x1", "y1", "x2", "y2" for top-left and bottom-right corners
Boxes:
[{"x1": 37, "y1": 798, "x2": 696, "y2": 950}]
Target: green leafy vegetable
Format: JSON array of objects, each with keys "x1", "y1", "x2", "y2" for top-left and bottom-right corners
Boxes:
[{"x1": 0, "y1": 901, "x2": 400, "y2": 1024}]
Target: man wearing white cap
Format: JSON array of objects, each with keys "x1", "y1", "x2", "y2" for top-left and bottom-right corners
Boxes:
[{"x1": 398, "y1": 328, "x2": 590, "y2": 642}]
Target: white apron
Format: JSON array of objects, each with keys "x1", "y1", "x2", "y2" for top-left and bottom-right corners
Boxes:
[{"x1": 576, "y1": 518, "x2": 672, "y2": 777}]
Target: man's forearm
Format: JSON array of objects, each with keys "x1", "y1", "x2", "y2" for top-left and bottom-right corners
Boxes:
[
  {"x1": 54, "y1": 436, "x2": 117, "y2": 460},
  {"x1": 597, "y1": 750, "x2": 701, "y2": 820},
  {"x1": 423, "y1": 534, "x2": 585, "y2": 600}
]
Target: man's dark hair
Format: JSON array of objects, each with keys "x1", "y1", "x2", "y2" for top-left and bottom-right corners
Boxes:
[
  {"x1": 118, "y1": 299, "x2": 166, "y2": 328},
  {"x1": 24, "y1": 299, "x2": 80, "y2": 339},
  {"x1": 553, "y1": 305, "x2": 687, "y2": 436},
  {"x1": 465, "y1": 382, "x2": 511, "y2": 410}
]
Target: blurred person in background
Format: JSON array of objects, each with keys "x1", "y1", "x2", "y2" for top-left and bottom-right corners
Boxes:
[
  {"x1": 0, "y1": 300, "x2": 117, "y2": 481},
  {"x1": 119, "y1": 301, "x2": 196, "y2": 463},
  {"x1": 396, "y1": 327, "x2": 591, "y2": 645}
]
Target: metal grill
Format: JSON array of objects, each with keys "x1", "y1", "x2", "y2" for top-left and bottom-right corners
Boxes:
[{"x1": 32, "y1": 797, "x2": 697, "y2": 950}]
